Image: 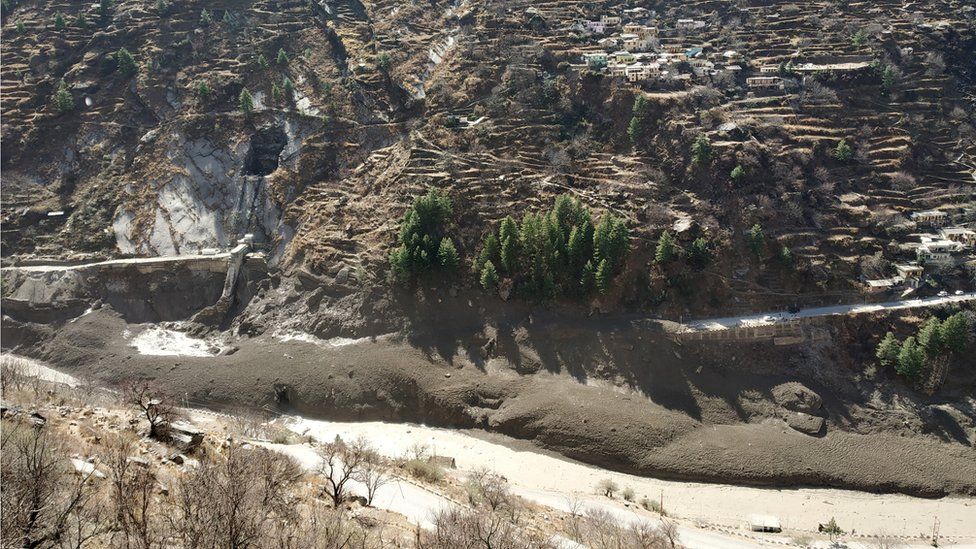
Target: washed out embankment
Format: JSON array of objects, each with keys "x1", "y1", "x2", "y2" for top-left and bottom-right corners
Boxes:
[{"x1": 12, "y1": 307, "x2": 976, "y2": 498}]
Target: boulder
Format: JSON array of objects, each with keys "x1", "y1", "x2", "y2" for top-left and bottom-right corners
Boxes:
[
  {"x1": 772, "y1": 382, "x2": 823, "y2": 414},
  {"x1": 787, "y1": 412, "x2": 825, "y2": 436}
]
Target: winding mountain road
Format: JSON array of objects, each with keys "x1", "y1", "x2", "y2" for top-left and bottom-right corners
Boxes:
[{"x1": 684, "y1": 292, "x2": 976, "y2": 332}]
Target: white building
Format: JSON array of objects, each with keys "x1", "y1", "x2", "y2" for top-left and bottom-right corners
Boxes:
[
  {"x1": 582, "y1": 52, "x2": 608, "y2": 67},
  {"x1": 746, "y1": 76, "x2": 783, "y2": 89},
  {"x1": 911, "y1": 209, "x2": 949, "y2": 227},
  {"x1": 940, "y1": 227, "x2": 976, "y2": 247},
  {"x1": 676, "y1": 18, "x2": 706, "y2": 31},
  {"x1": 584, "y1": 20, "x2": 605, "y2": 34},
  {"x1": 601, "y1": 14, "x2": 621, "y2": 26},
  {"x1": 917, "y1": 235, "x2": 965, "y2": 264}
]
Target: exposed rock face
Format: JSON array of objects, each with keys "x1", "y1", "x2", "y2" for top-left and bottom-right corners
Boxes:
[
  {"x1": 772, "y1": 382, "x2": 824, "y2": 415},
  {"x1": 112, "y1": 128, "x2": 291, "y2": 256}
]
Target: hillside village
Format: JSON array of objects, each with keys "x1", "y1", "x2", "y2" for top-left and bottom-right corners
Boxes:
[{"x1": 1, "y1": 2, "x2": 976, "y2": 547}]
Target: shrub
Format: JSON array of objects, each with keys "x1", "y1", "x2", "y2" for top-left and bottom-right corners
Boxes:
[
  {"x1": 404, "y1": 459, "x2": 443, "y2": 483},
  {"x1": 746, "y1": 224, "x2": 764, "y2": 257},
  {"x1": 116, "y1": 48, "x2": 137, "y2": 76},
  {"x1": 197, "y1": 80, "x2": 210, "y2": 101},
  {"x1": 596, "y1": 478, "x2": 618, "y2": 498},
  {"x1": 622, "y1": 487, "x2": 635, "y2": 502},
  {"x1": 778, "y1": 245, "x2": 794, "y2": 267},
  {"x1": 376, "y1": 52, "x2": 391, "y2": 71},
  {"x1": 688, "y1": 237, "x2": 712, "y2": 269},
  {"x1": 730, "y1": 164, "x2": 745, "y2": 182}
]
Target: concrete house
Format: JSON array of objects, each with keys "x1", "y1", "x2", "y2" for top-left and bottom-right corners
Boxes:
[
  {"x1": 601, "y1": 14, "x2": 621, "y2": 26},
  {"x1": 676, "y1": 18, "x2": 705, "y2": 30},
  {"x1": 584, "y1": 20, "x2": 606, "y2": 34},
  {"x1": 911, "y1": 209, "x2": 949, "y2": 227},
  {"x1": 939, "y1": 227, "x2": 976, "y2": 247},
  {"x1": 917, "y1": 235, "x2": 965, "y2": 264},
  {"x1": 581, "y1": 52, "x2": 609, "y2": 68},
  {"x1": 747, "y1": 76, "x2": 783, "y2": 89}
]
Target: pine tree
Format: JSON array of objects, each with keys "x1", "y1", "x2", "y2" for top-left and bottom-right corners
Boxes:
[
  {"x1": 54, "y1": 80, "x2": 74, "y2": 113},
  {"x1": 876, "y1": 332, "x2": 900, "y2": 368},
  {"x1": 939, "y1": 312, "x2": 970, "y2": 354},
  {"x1": 628, "y1": 94, "x2": 648, "y2": 145},
  {"x1": 200, "y1": 8, "x2": 211, "y2": 26},
  {"x1": 499, "y1": 216, "x2": 519, "y2": 245},
  {"x1": 116, "y1": 48, "x2": 137, "y2": 76},
  {"x1": 197, "y1": 80, "x2": 210, "y2": 101},
  {"x1": 478, "y1": 233, "x2": 500, "y2": 273},
  {"x1": 691, "y1": 134, "x2": 711, "y2": 165},
  {"x1": 747, "y1": 224, "x2": 765, "y2": 258},
  {"x1": 239, "y1": 88, "x2": 254, "y2": 113},
  {"x1": 438, "y1": 238, "x2": 459, "y2": 271},
  {"x1": 53, "y1": 12, "x2": 65, "y2": 29},
  {"x1": 98, "y1": 0, "x2": 112, "y2": 19},
  {"x1": 282, "y1": 77, "x2": 294, "y2": 98},
  {"x1": 688, "y1": 237, "x2": 711, "y2": 269},
  {"x1": 896, "y1": 336, "x2": 925, "y2": 379},
  {"x1": 480, "y1": 261, "x2": 499, "y2": 290},
  {"x1": 654, "y1": 231, "x2": 675, "y2": 264},
  {"x1": 16, "y1": 20, "x2": 26, "y2": 33},
  {"x1": 595, "y1": 258, "x2": 611, "y2": 294},
  {"x1": 581, "y1": 260, "x2": 596, "y2": 293},
  {"x1": 155, "y1": 0, "x2": 169, "y2": 15},
  {"x1": 271, "y1": 83, "x2": 283, "y2": 103},
  {"x1": 500, "y1": 236, "x2": 517, "y2": 275},
  {"x1": 881, "y1": 65, "x2": 896, "y2": 94},
  {"x1": 222, "y1": 9, "x2": 232, "y2": 25},
  {"x1": 834, "y1": 139, "x2": 853, "y2": 161},
  {"x1": 74, "y1": 13, "x2": 86, "y2": 27},
  {"x1": 917, "y1": 317, "x2": 943, "y2": 358},
  {"x1": 276, "y1": 48, "x2": 289, "y2": 65},
  {"x1": 257, "y1": 54, "x2": 269, "y2": 69},
  {"x1": 778, "y1": 245, "x2": 794, "y2": 267}
]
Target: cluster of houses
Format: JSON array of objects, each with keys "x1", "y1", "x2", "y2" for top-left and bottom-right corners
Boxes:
[
  {"x1": 866, "y1": 209, "x2": 975, "y2": 291},
  {"x1": 911, "y1": 210, "x2": 975, "y2": 265},
  {"x1": 573, "y1": 10, "x2": 732, "y2": 84}
]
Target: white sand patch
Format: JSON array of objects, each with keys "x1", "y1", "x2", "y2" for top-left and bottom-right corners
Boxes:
[
  {"x1": 1, "y1": 354, "x2": 80, "y2": 386},
  {"x1": 129, "y1": 326, "x2": 220, "y2": 357},
  {"x1": 282, "y1": 417, "x2": 976, "y2": 543},
  {"x1": 273, "y1": 330, "x2": 376, "y2": 348}
]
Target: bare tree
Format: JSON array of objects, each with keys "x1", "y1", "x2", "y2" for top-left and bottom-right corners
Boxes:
[
  {"x1": 465, "y1": 467, "x2": 515, "y2": 514},
  {"x1": 103, "y1": 435, "x2": 162, "y2": 549},
  {"x1": 0, "y1": 422, "x2": 102, "y2": 548},
  {"x1": 317, "y1": 437, "x2": 369, "y2": 507},
  {"x1": 418, "y1": 508, "x2": 556, "y2": 549},
  {"x1": 124, "y1": 381, "x2": 177, "y2": 440},
  {"x1": 352, "y1": 440, "x2": 390, "y2": 507},
  {"x1": 660, "y1": 517, "x2": 680, "y2": 548}
]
